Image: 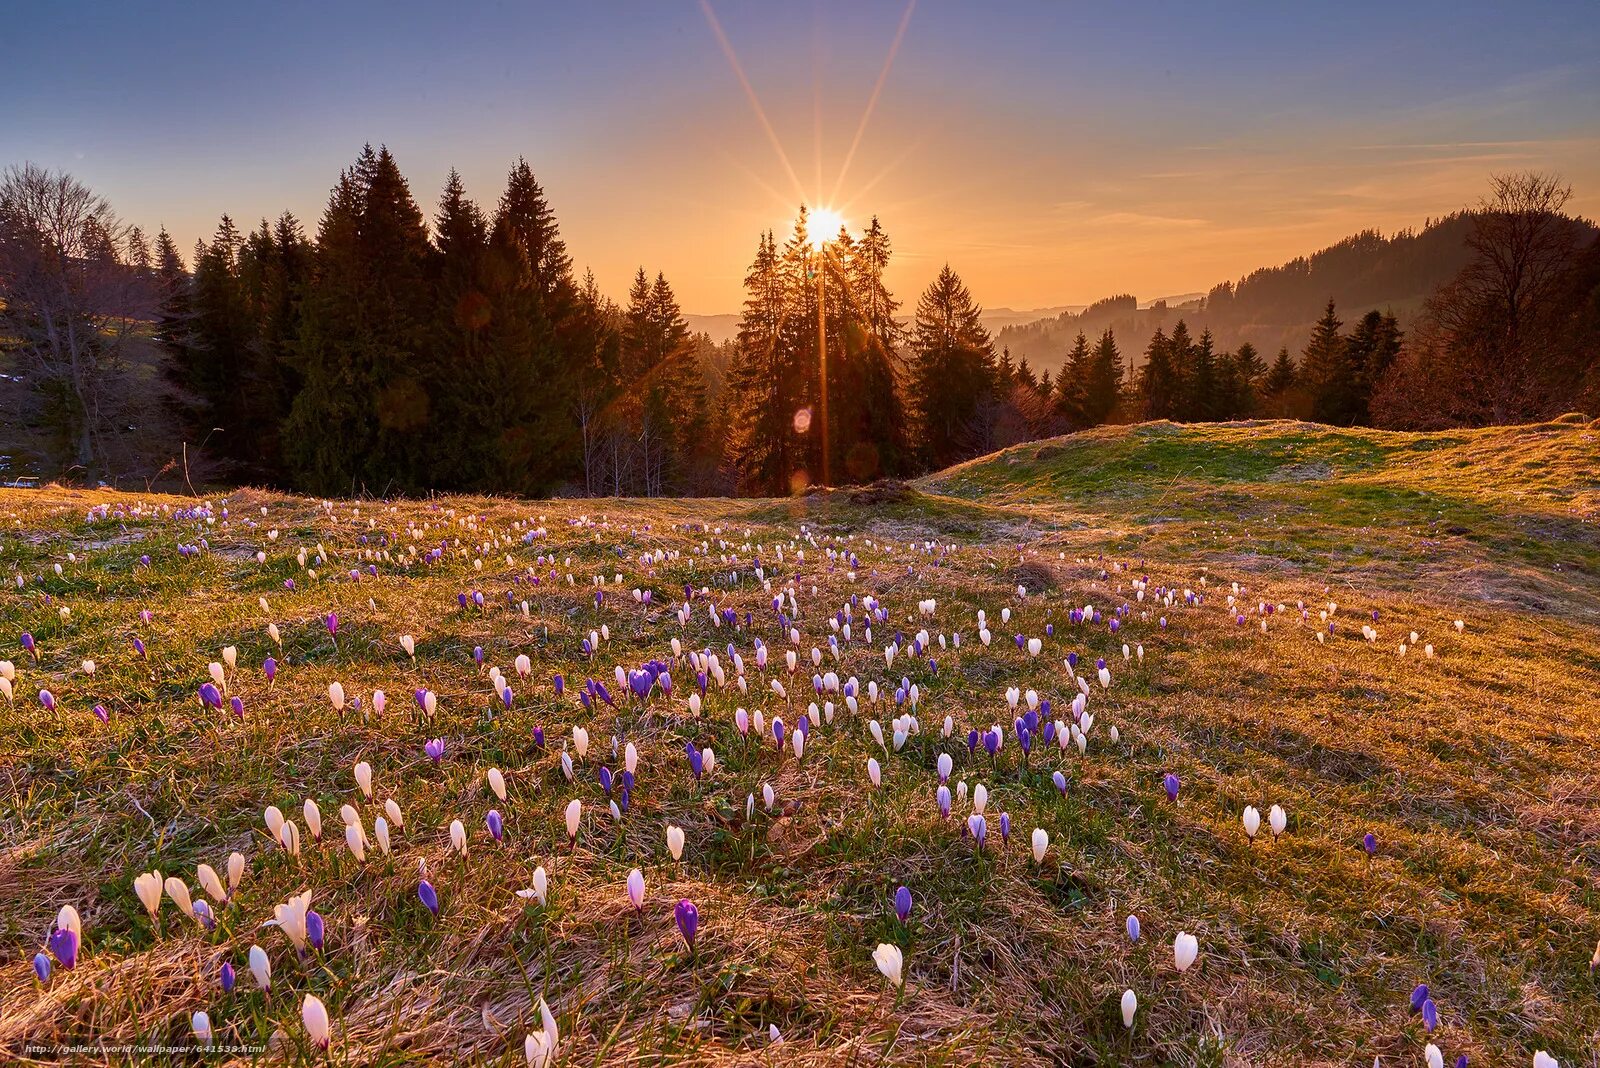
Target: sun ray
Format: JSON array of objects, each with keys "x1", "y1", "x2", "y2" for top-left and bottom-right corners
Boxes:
[
  {"x1": 830, "y1": 0, "x2": 917, "y2": 205},
  {"x1": 699, "y1": 0, "x2": 808, "y2": 205}
]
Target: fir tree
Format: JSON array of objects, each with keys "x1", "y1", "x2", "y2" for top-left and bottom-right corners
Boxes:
[
  {"x1": 1056, "y1": 331, "x2": 1092, "y2": 425},
  {"x1": 1264, "y1": 347, "x2": 1297, "y2": 396},
  {"x1": 907, "y1": 265, "x2": 997, "y2": 468},
  {"x1": 1082, "y1": 328, "x2": 1124, "y2": 425},
  {"x1": 1137, "y1": 327, "x2": 1183, "y2": 420},
  {"x1": 1301, "y1": 300, "x2": 1352, "y2": 424}
]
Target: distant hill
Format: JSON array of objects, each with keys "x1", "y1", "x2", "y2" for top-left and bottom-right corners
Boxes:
[
  {"x1": 994, "y1": 213, "x2": 1597, "y2": 374},
  {"x1": 686, "y1": 305, "x2": 1086, "y2": 345}
]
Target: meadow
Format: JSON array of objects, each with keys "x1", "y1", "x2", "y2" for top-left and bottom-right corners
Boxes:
[{"x1": 3, "y1": 418, "x2": 1598, "y2": 1066}]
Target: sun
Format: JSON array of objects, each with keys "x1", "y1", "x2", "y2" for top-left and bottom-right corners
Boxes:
[{"x1": 809, "y1": 207, "x2": 846, "y2": 250}]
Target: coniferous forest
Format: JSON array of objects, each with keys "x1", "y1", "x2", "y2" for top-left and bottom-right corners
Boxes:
[{"x1": 2, "y1": 151, "x2": 1598, "y2": 495}]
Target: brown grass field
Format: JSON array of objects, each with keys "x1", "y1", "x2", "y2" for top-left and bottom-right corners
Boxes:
[{"x1": 2, "y1": 418, "x2": 1598, "y2": 1065}]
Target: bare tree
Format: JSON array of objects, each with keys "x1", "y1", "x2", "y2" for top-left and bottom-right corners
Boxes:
[
  {"x1": 0, "y1": 164, "x2": 156, "y2": 474},
  {"x1": 1422, "y1": 171, "x2": 1584, "y2": 422}
]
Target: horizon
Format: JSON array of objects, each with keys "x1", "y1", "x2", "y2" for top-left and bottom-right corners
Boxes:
[{"x1": 5, "y1": 1, "x2": 1599, "y2": 313}]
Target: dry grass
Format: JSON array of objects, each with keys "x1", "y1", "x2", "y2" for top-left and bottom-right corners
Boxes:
[{"x1": 1, "y1": 419, "x2": 1598, "y2": 1065}]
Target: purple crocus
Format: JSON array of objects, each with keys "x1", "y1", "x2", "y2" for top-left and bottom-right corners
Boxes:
[
  {"x1": 48, "y1": 926, "x2": 78, "y2": 970},
  {"x1": 486, "y1": 809, "x2": 504, "y2": 843},
  {"x1": 599, "y1": 766, "x2": 614, "y2": 794},
  {"x1": 198, "y1": 683, "x2": 222, "y2": 710},
  {"x1": 424, "y1": 738, "x2": 445, "y2": 764},
  {"x1": 1163, "y1": 773, "x2": 1180, "y2": 803},
  {"x1": 1363, "y1": 832, "x2": 1377, "y2": 856},
  {"x1": 553, "y1": 673, "x2": 566, "y2": 697},
  {"x1": 92, "y1": 704, "x2": 109, "y2": 724},
  {"x1": 418, "y1": 879, "x2": 440, "y2": 918},
  {"x1": 893, "y1": 885, "x2": 912, "y2": 923},
  {"x1": 1126, "y1": 915, "x2": 1141, "y2": 942},
  {"x1": 230, "y1": 696, "x2": 245, "y2": 720},
  {"x1": 33, "y1": 952, "x2": 50, "y2": 983},
  {"x1": 306, "y1": 910, "x2": 325, "y2": 951},
  {"x1": 1052, "y1": 770, "x2": 1068, "y2": 796},
  {"x1": 983, "y1": 729, "x2": 1000, "y2": 757},
  {"x1": 325, "y1": 612, "x2": 338, "y2": 636},
  {"x1": 263, "y1": 657, "x2": 277, "y2": 684},
  {"x1": 1409, "y1": 983, "x2": 1430, "y2": 1013},
  {"x1": 39, "y1": 689, "x2": 56, "y2": 712},
  {"x1": 998, "y1": 812, "x2": 1011, "y2": 844},
  {"x1": 1421, "y1": 998, "x2": 1439, "y2": 1032},
  {"x1": 674, "y1": 898, "x2": 699, "y2": 954},
  {"x1": 132, "y1": 636, "x2": 147, "y2": 659},
  {"x1": 220, "y1": 960, "x2": 236, "y2": 993},
  {"x1": 22, "y1": 632, "x2": 37, "y2": 658},
  {"x1": 772, "y1": 718, "x2": 785, "y2": 749}
]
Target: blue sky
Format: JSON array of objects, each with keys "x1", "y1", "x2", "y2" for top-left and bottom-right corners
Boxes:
[{"x1": 5, "y1": 1, "x2": 1598, "y2": 311}]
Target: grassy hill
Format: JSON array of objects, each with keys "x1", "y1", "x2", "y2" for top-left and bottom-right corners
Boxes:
[{"x1": 2, "y1": 419, "x2": 1597, "y2": 1064}]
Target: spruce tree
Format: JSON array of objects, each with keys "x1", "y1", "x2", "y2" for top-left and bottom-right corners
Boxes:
[
  {"x1": 1301, "y1": 299, "x2": 1352, "y2": 424},
  {"x1": 1056, "y1": 331, "x2": 1092, "y2": 426},
  {"x1": 1264, "y1": 348, "x2": 1296, "y2": 395},
  {"x1": 725, "y1": 230, "x2": 803, "y2": 494},
  {"x1": 1083, "y1": 328, "x2": 1124, "y2": 425},
  {"x1": 286, "y1": 146, "x2": 434, "y2": 493},
  {"x1": 1138, "y1": 328, "x2": 1183, "y2": 420},
  {"x1": 907, "y1": 265, "x2": 997, "y2": 468}
]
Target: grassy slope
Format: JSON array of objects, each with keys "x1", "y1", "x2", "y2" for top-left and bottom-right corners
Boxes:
[{"x1": 1, "y1": 418, "x2": 1597, "y2": 1065}]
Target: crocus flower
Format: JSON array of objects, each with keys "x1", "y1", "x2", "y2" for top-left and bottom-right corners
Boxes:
[
  {"x1": 674, "y1": 898, "x2": 699, "y2": 953},
  {"x1": 306, "y1": 910, "x2": 325, "y2": 951},
  {"x1": 1120, "y1": 989, "x2": 1137, "y2": 1028},
  {"x1": 872, "y1": 943, "x2": 904, "y2": 988},
  {"x1": 419, "y1": 880, "x2": 440, "y2": 918},
  {"x1": 894, "y1": 885, "x2": 912, "y2": 923},
  {"x1": 1410, "y1": 983, "x2": 1431, "y2": 1013},
  {"x1": 1031, "y1": 828, "x2": 1048, "y2": 864},
  {"x1": 33, "y1": 952, "x2": 50, "y2": 983},
  {"x1": 1173, "y1": 931, "x2": 1199, "y2": 972},
  {"x1": 1363, "y1": 832, "x2": 1377, "y2": 856},
  {"x1": 1421, "y1": 998, "x2": 1439, "y2": 1033},
  {"x1": 48, "y1": 926, "x2": 78, "y2": 970},
  {"x1": 425, "y1": 738, "x2": 445, "y2": 763},
  {"x1": 263, "y1": 657, "x2": 277, "y2": 684},
  {"x1": 249, "y1": 944, "x2": 271, "y2": 991},
  {"x1": 565, "y1": 799, "x2": 582, "y2": 843},
  {"x1": 1126, "y1": 915, "x2": 1141, "y2": 942},
  {"x1": 666, "y1": 824, "x2": 685, "y2": 861},
  {"x1": 487, "y1": 810, "x2": 504, "y2": 843},
  {"x1": 626, "y1": 868, "x2": 645, "y2": 911},
  {"x1": 302, "y1": 993, "x2": 331, "y2": 1050},
  {"x1": 220, "y1": 960, "x2": 235, "y2": 993},
  {"x1": 524, "y1": 998, "x2": 560, "y2": 1068},
  {"x1": 1163, "y1": 773, "x2": 1180, "y2": 802}
]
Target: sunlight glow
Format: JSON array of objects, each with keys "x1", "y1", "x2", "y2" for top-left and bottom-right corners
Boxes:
[{"x1": 809, "y1": 208, "x2": 846, "y2": 249}]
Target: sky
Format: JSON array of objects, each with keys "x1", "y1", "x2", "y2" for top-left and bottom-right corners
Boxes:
[{"x1": 5, "y1": 1, "x2": 1599, "y2": 314}]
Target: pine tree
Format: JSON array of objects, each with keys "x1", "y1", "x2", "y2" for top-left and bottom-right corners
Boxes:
[
  {"x1": 907, "y1": 265, "x2": 997, "y2": 468},
  {"x1": 427, "y1": 169, "x2": 491, "y2": 484},
  {"x1": 1301, "y1": 300, "x2": 1352, "y2": 424},
  {"x1": 1188, "y1": 328, "x2": 1219, "y2": 420},
  {"x1": 480, "y1": 157, "x2": 582, "y2": 493},
  {"x1": 1082, "y1": 328, "x2": 1124, "y2": 425},
  {"x1": 1342, "y1": 310, "x2": 1403, "y2": 425},
  {"x1": 850, "y1": 215, "x2": 903, "y2": 353},
  {"x1": 725, "y1": 230, "x2": 803, "y2": 494},
  {"x1": 1165, "y1": 320, "x2": 1196, "y2": 420},
  {"x1": 1138, "y1": 327, "x2": 1183, "y2": 420},
  {"x1": 285, "y1": 146, "x2": 434, "y2": 493},
  {"x1": 1264, "y1": 347, "x2": 1296, "y2": 395},
  {"x1": 1233, "y1": 341, "x2": 1267, "y2": 384},
  {"x1": 1056, "y1": 331, "x2": 1092, "y2": 425}
]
